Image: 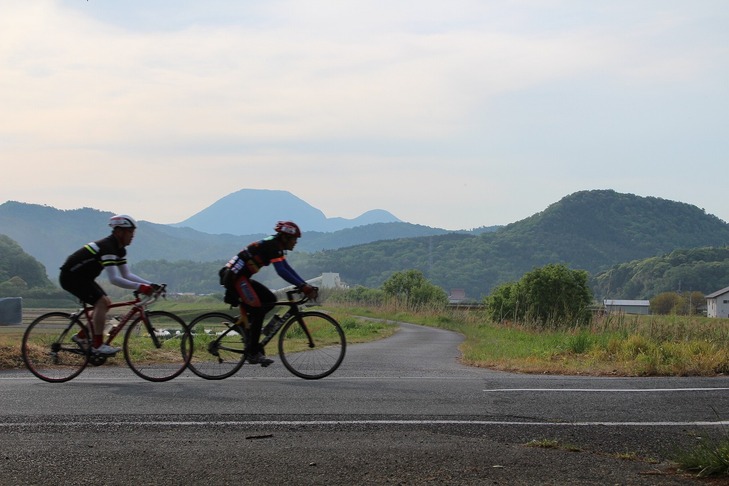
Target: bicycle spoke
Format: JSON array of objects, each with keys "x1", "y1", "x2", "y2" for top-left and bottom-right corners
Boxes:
[
  {"x1": 187, "y1": 312, "x2": 246, "y2": 380},
  {"x1": 21, "y1": 312, "x2": 89, "y2": 382},
  {"x1": 278, "y1": 311, "x2": 346, "y2": 379},
  {"x1": 124, "y1": 311, "x2": 191, "y2": 382}
]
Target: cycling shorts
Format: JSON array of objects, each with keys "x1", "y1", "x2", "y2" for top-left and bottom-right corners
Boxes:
[
  {"x1": 59, "y1": 271, "x2": 106, "y2": 305},
  {"x1": 234, "y1": 276, "x2": 275, "y2": 309}
]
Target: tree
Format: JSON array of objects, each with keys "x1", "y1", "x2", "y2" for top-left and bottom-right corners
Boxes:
[
  {"x1": 483, "y1": 281, "x2": 520, "y2": 322},
  {"x1": 650, "y1": 292, "x2": 681, "y2": 315},
  {"x1": 650, "y1": 291, "x2": 705, "y2": 315},
  {"x1": 0, "y1": 234, "x2": 53, "y2": 293},
  {"x1": 381, "y1": 270, "x2": 448, "y2": 308},
  {"x1": 485, "y1": 263, "x2": 593, "y2": 328},
  {"x1": 679, "y1": 291, "x2": 705, "y2": 316}
]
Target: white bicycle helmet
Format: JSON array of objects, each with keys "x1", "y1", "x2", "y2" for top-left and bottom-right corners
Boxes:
[{"x1": 109, "y1": 214, "x2": 137, "y2": 229}]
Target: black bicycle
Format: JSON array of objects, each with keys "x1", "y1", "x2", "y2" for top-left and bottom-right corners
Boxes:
[{"x1": 187, "y1": 290, "x2": 346, "y2": 380}]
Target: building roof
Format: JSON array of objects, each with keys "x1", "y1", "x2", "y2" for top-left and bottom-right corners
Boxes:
[
  {"x1": 705, "y1": 286, "x2": 729, "y2": 299},
  {"x1": 603, "y1": 299, "x2": 650, "y2": 306}
]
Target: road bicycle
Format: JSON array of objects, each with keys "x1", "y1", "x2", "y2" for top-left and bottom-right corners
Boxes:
[
  {"x1": 187, "y1": 290, "x2": 346, "y2": 380},
  {"x1": 21, "y1": 284, "x2": 192, "y2": 383}
]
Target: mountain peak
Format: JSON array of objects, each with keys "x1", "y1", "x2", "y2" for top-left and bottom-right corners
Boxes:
[{"x1": 174, "y1": 188, "x2": 401, "y2": 235}]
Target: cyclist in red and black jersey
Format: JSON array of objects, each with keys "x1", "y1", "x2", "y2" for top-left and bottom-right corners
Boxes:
[
  {"x1": 59, "y1": 214, "x2": 159, "y2": 356},
  {"x1": 223, "y1": 220, "x2": 318, "y2": 365}
]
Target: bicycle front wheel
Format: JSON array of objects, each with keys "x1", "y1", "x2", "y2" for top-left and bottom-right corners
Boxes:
[
  {"x1": 187, "y1": 312, "x2": 246, "y2": 380},
  {"x1": 278, "y1": 311, "x2": 346, "y2": 379},
  {"x1": 21, "y1": 312, "x2": 89, "y2": 383},
  {"x1": 124, "y1": 310, "x2": 191, "y2": 382}
]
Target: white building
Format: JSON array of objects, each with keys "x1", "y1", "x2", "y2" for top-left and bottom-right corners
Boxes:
[
  {"x1": 705, "y1": 286, "x2": 729, "y2": 318},
  {"x1": 319, "y1": 272, "x2": 346, "y2": 289},
  {"x1": 603, "y1": 299, "x2": 651, "y2": 315}
]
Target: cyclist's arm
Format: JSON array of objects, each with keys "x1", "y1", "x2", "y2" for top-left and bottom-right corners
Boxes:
[
  {"x1": 105, "y1": 263, "x2": 151, "y2": 289},
  {"x1": 272, "y1": 257, "x2": 306, "y2": 287}
]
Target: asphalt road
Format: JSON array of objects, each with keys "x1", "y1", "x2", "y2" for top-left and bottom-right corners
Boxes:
[{"x1": 1, "y1": 322, "x2": 727, "y2": 485}]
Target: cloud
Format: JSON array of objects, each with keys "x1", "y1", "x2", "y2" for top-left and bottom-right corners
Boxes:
[{"x1": 1, "y1": 1, "x2": 728, "y2": 229}]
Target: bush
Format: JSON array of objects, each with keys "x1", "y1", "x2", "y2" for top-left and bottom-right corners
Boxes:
[
  {"x1": 484, "y1": 264, "x2": 593, "y2": 328},
  {"x1": 381, "y1": 270, "x2": 448, "y2": 309},
  {"x1": 327, "y1": 286, "x2": 387, "y2": 306}
]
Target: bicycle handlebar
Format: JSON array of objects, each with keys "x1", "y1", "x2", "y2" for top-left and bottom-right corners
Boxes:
[
  {"x1": 285, "y1": 289, "x2": 307, "y2": 304},
  {"x1": 134, "y1": 283, "x2": 167, "y2": 306},
  {"x1": 284, "y1": 287, "x2": 318, "y2": 306}
]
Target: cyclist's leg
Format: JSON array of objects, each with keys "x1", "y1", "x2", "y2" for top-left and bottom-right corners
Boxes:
[
  {"x1": 235, "y1": 277, "x2": 274, "y2": 358},
  {"x1": 91, "y1": 295, "x2": 112, "y2": 349},
  {"x1": 60, "y1": 272, "x2": 109, "y2": 349}
]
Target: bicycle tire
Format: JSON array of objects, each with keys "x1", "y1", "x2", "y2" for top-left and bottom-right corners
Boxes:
[
  {"x1": 123, "y1": 310, "x2": 191, "y2": 382},
  {"x1": 21, "y1": 312, "x2": 89, "y2": 383},
  {"x1": 278, "y1": 311, "x2": 346, "y2": 379},
  {"x1": 187, "y1": 312, "x2": 246, "y2": 380}
]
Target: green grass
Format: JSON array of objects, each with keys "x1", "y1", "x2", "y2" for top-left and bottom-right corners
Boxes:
[
  {"x1": 330, "y1": 305, "x2": 729, "y2": 376},
  {"x1": 674, "y1": 408, "x2": 729, "y2": 478},
  {"x1": 151, "y1": 298, "x2": 232, "y2": 323},
  {"x1": 675, "y1": 435, "x2": 729, "y2": 477}
]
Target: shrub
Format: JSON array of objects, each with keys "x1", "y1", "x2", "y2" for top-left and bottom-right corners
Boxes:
[{"x1": 484, "y1": 264, "x2": 593, "y2": 329}]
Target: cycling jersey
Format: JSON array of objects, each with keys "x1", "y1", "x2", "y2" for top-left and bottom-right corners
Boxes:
[
  {"x1": 60, "y1": 235, "x2": 126, "y2": 279},
  {"x1": 227, "y1": 235, "x2": 307, "y2": 288},
  {"x1": 60, "y1": 234, "x2": 149, "y2": 289}
]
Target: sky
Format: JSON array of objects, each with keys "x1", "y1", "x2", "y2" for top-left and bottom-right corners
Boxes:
[{"x1": 2, "y1": 1, "x2": 728, "y2": 231}]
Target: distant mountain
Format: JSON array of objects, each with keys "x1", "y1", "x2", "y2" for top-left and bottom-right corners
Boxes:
[
  {"x1": 0, "y1": 200, "x2": 449, "y2": 280},
  {"x1": 173, "y1": 188, "x2": 402, "y2": 235},
  {"x1": 5, "y1": 189, "x2": 728, "y2": 301}
]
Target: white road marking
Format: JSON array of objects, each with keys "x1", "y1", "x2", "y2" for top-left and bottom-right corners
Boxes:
[{"x1": 484, "y1": 388, "x2": 729, "y2": 392}]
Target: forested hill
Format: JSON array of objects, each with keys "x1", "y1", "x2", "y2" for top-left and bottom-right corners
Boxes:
[
  {"x1": 593, "y1": 247, "x2": 729, "y2": 299},
  {"x1": 294, "y1": 190, "x2": 729, "y2": 299},
  {"x1": 0, "y1": 235, "x2": 53, "y2": 289},
  {"x1": 3, "y1": 190, "x2": 729, "y2": 300},
  {"x1": 496, "y1": 190, "x2": 729, "y2": 272}
]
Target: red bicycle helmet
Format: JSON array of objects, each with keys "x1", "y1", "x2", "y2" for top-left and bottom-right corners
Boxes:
[{"x1": 274, "y1": 220, "x2": 301, "y2": 237}]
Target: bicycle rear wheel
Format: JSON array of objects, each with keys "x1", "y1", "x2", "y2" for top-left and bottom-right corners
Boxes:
[
  {"x1": 123, "y1": 310, "x2": 191, "y2": 382},
  {"x1": 278, "y1": 311, "x2": 346, "y2": 379},
  {"x1": 21, "y1": 312, "x2": 89, "y2": 382},
  {"x1": 187, "y1": 312, "x2": 246, "y2": 380}
]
